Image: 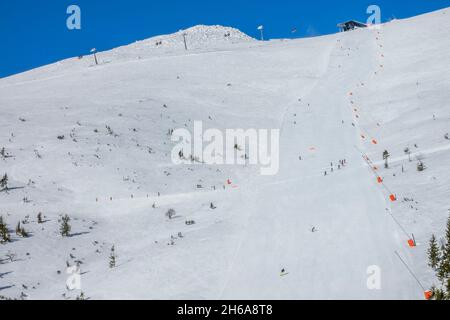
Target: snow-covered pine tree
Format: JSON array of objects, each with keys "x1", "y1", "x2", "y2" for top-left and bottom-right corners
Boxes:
[
  {"x1": 428, "y1": 234, "x2": 441, "y2": 271},
  {"x1": 109, "y1": 245, "x2": 116, "y2": 268},
  {"x1": 60, "y1": 214, "x2": 71, "y2": 237}
]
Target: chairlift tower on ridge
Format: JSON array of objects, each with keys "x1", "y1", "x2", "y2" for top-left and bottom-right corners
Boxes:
[
  {"x1": 90, "y1": 48, "x2": 98, "y2": 65},
  {"x1": 257, "y1": 25, "x2": 264, "y2": 41}
]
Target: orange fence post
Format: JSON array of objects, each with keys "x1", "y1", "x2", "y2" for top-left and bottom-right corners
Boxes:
[
  {"x1": 377, "y1": 177, "x2": 383, "y2": 184},
  {"x1": 389, "y1": 194, "x2": 397, "y2": 202},
  {"x1": 424, "y1": 290, "x2": 433, "y2": 300}
]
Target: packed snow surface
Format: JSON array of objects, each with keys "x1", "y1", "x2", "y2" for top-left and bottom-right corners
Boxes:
[{"x1": 1, "y1": 11, "x2": 450, "y2": 300}]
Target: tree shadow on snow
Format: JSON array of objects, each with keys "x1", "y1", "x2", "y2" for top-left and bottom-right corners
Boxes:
[
  {"x1": 68, "y1": 231, "x2": 90, "y2": 238},
  {"x1": 0, "y1": 285, "x2": 15, "y2": 291},
  {"x1": 0, "y1": 271, "x2": 13, "y2": 279}
]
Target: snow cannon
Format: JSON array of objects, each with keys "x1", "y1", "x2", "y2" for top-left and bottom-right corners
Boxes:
[
  {"x1": 408, "y1": 239, "x2": 416, "y2": 248},
  {"x1": 424, "y1": 290, "x2": 433, "y2": 300}
]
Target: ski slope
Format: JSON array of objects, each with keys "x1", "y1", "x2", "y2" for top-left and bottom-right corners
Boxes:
[{"x1": 1, "y1": 9, "x2": 450, "y2": 300}]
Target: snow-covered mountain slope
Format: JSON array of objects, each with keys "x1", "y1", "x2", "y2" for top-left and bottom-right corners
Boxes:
[{"x1": 1, "y1": 9, "x2": 450, "y2": 300}]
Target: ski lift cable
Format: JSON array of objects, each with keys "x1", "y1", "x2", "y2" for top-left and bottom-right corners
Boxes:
[
  {"x1": 394, "y1": 251, "x2": 426, "y2": 292},
  {"x1": 354, "y1": 145, "x2": 412, "y2": 239},
  {"x1": 388, "y1": 211, "x2": 412, "y2": 239}
]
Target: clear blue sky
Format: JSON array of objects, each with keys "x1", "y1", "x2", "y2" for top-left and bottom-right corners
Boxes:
[{"x1": 1, "y1": 0, "x2": 449, "y2": 78}]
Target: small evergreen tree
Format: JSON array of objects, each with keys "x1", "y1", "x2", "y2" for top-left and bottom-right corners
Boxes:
[
  {"x1": 0, "y1": 174, "x2": 8, "y2": 189},
  {"x1": 15, "y1": 221, "x2": 29, "y2": 238},
  {"x1": 438, "y1": 217, "x2": 450, "y2": 281},
  {"x1": 428, "y1": 235, "x2": 440, "y2": 271},
  {"x1": 76, "y1": 292, "x2": 86, "y2": 300},
  {"x1": 429, "y1": 215, "x2": 450, "y2": 300},
  {"x1": 37, "y1": 212, "x2": 43, "y2": 224},
  {"x1": 60, "y1": 214, "x2": 71, "y2": 237},
  {"x1": 21, "y1": 227, "x2": 28, "y2": 238},
  {"x1": 109, "y1": 245, "x2": 116, "y2": 268},
  {"x1": 0, "y1": 216, "x2": 11, "y2": 244},
  {"x1": 383, "y1": 150, "x2": 390, "y2": 169},
  {"x1": 16, "y1": 222, "x2": 21, "y2": 235},
  {"x1": 431, "y1": 286, "x2": 447, "y2": 300},
  {"x1": 417, "y1": 161, "x2": 426, "y2": 172}
]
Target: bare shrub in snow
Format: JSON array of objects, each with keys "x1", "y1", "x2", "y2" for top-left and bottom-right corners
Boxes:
[
  {"x1": 404, "y1": 147, "x2": 412, "y2": 162},
  {"x1": 0, "y1": 148, "x2": 11, "y2": 160},
  {"x1": 166, "y1": 209, "x2": 176, "y2": 220},
  {"x1": 417, "y1": 161, "x2": 426, "y2": 172},
  {"x1": 5, "y1": 251, "x2": 16, "y2": 262},
  {"x1": 106, "y1": 125, "x2": 118, "y2": 137},
  {"x1": 109, "y1": 245, "x2": 116, "y2": 268}
]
